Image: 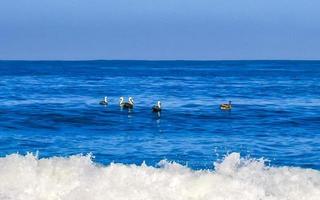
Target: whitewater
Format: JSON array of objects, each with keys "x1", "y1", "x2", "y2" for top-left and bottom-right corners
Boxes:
[{"x1": 0, "y1": 153, "x2": 319, "y2": 200}]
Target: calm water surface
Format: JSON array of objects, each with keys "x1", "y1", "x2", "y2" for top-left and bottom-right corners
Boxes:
[{"x1": 0, "y1": 60, "x2": 319, "y2": 169}]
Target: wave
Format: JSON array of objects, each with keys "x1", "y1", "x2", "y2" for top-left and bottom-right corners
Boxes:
[{"x1": 0, "y1": 153, "x2": 319, "y2": 200}]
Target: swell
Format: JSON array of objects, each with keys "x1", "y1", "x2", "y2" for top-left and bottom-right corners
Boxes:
[{"x1": 0, "y1": 153, "x2": 319, "y2": 200}]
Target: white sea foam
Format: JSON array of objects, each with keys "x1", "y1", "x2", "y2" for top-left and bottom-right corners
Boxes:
[{"x1": 0, "y1": 153, "x2": 319, "y2": 200}]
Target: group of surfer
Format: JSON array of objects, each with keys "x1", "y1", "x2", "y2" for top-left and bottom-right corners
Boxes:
[{"x1": 100, "y1": 96, "x2": 232, "y2": 112}]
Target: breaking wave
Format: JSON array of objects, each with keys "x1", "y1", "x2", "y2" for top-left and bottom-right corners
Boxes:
[{"x1": 0, "y1": 153, "x2": 319, "y2": 200}]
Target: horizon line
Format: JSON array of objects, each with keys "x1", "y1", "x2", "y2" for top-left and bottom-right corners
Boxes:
[{"x1": 1, "y1": 59, "x2": 320, "y2": 62}]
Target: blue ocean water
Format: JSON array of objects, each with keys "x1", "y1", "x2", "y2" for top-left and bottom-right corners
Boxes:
[{"x1": 0, "y1": 60, "x2": 319, "y2": 170}]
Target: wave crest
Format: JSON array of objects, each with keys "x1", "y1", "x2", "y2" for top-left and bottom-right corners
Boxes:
[{"x1": 0, "y1": 153, "x2": 319, "y2": 200}]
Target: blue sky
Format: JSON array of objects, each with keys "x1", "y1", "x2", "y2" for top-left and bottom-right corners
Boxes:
[{"x1": 0, "y1": 0, "x2": 319, "y2": 60}]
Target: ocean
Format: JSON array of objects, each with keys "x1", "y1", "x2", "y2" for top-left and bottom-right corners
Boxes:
[{"x1": 0, "y1": 60, "x2": 319, "y2": 199}]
